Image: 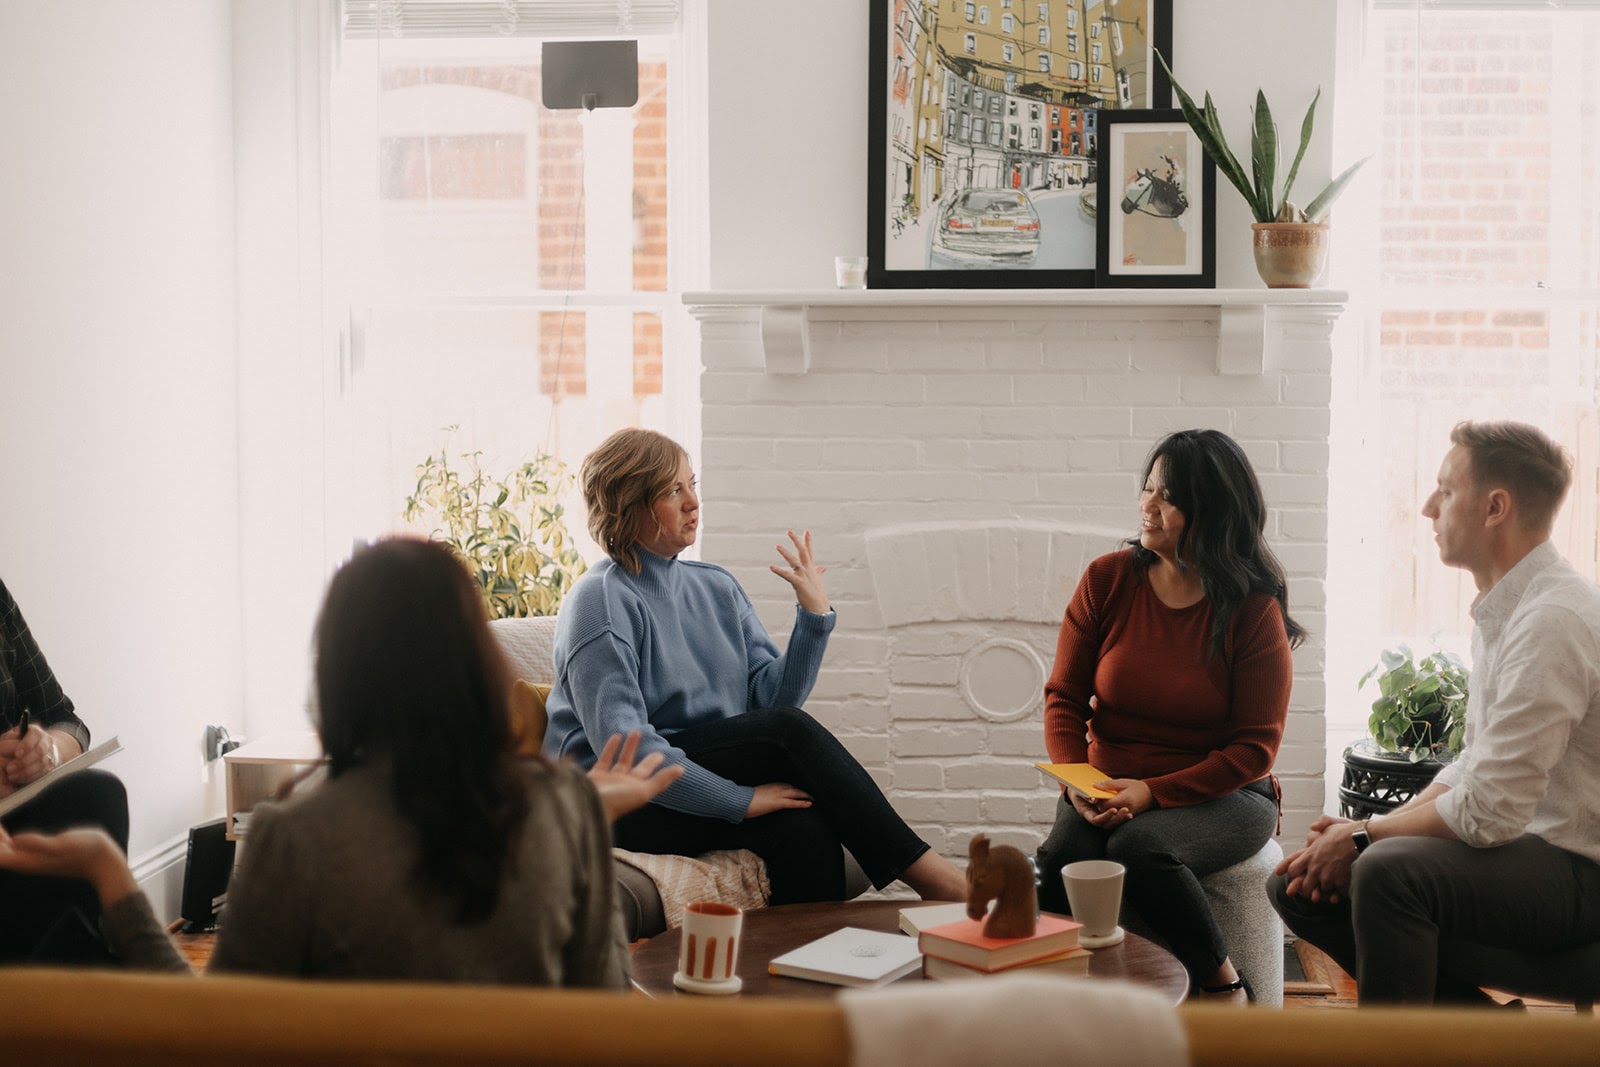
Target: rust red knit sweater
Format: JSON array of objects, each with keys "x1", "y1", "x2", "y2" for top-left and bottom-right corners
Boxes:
[{"x1": 1043, "y1": 550, "x2": 1293, "y2": 809}]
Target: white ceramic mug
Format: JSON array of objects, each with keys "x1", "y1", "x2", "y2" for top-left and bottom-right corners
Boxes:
[
  {"x1": 1061, "y1": 859, "x2": 1126, "y2": 948},
  {"x1": 673, "y1": 900, "x2": 744, "y2": 994}
]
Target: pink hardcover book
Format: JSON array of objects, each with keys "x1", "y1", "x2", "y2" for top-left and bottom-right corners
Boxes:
[{"x1": 918, "y1": 912, "x2": 1083, "y2": 972}]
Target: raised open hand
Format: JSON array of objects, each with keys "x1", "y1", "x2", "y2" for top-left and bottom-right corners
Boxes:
[
  {"x1": 769, "y1": 529, "x2": 831, "y2": 615},
  {"x1": 586, "y1": 731, "x2": 686, "y2": 822}
]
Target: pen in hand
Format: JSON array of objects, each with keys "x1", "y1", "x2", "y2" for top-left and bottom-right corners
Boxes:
[{"x1": 14, "y1": 710, "x2": 28, "y2": 739}]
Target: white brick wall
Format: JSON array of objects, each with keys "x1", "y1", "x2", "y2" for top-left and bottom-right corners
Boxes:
[{"x1": 692, "y1": 299, "x2": 1338, "y2": 859}]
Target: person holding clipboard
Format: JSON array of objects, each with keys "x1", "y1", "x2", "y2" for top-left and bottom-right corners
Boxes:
[{"x1": 0, "y1": 576, "x2": 129, "y2": 962}]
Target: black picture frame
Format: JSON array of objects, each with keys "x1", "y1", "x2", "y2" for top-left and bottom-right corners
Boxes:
[
  {"x1": 1094, "y1": 108, "x2": 1215, "y2": 288},
  {"x1": 868, "y1": 0, "x2": 1172, "y2": 290}
]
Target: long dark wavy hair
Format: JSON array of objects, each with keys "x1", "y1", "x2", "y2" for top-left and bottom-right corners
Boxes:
[
  {"x1": 314, "y1": 537, "x2": 531, "y2": 923},
  {"x1": 1125, "y1": 429, "x2": 1306, "y2": 659}
]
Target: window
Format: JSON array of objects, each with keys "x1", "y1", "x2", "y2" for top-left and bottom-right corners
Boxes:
[
  {"x1": 1007, "y1": 99, "x2": 1018, "y2": 116},
  {"x1": 973, "y1": 117, "x2": 987, "y2": 143},
  {"x1": 1066, "y1": 6, "x2": 1077, "y2": 27},
  {"x1": 1067, "y1": 32, "x2": 1079, "y2": 52},
  {"x1": 989, "y1": 122, "x2": 1002, "y2": 147},
  {"x1": 958, "y1": 111, "x2": 970, "y2": 141},
  {"x1": 1039, "y1": 53, "x2": 1051, "y2": 73},
  {"x1": 1007, "y1": 123, "x2": 1019, "y2": 149},
  {"x1": 328, "y1": 13, "x2": 697, "y2": 556},
  {"x1": 1091, "y1": 63, "x2": 1102, "y2": 82},
  {"x1": 1050, "y1": 128, "x2": 1061, "y2": 152},
  {"x1": 1004, "y1": 71, "x2": 1017, "y2": 91},
  {"x1": 1003, "y1": 43, "x2": 1014, "y2": 62},
  {"x1": 1050, "y1": 107, "x2": 1059, "y2": 123},
  {"x1": 962, "y1": 85, "x2": 972, "y2": 105},
  {"x1": 1028, "y1": 103, "x2": 1041, "y2": 121},
  {"x1": 964, "y1": 32, "x2": 976, "y2": 53},
  {"x1": 1091, "y1": 42, "x2": 1103, "y2": 62},
  {"x1": 1038, "y1": 4, "x2": 1048, "y2": 22},
  {"x1": 1326, "y1": 4, "x2": 1600, "y2": 771},
  {"x1": 965, "y1": 1, "x2": 975, "y2": 21},
  {"x1": 1002, "y1": 13, "x2": 1014, "y2": 32},
  {"x1": 1029, "y1": 127, "x2": 1040, "y2": 149},
  {"x1": 1039, "y1": 26, "x2": 1050, "y2": 45},
  {"x1": 1069, "y1": 59, "x2": 1083, "y2": 79},
  {"x1": 978, "y1": 6, "x2": 989, "y2": 25},
  {"x1": 974, "y1": 89, "x2": 986, "y2": 108},
  {"x1": 989, "y1": 95, "x2": 1002, "y2": 114}
]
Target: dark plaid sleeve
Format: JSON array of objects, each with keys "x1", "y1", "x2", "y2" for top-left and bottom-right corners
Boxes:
[{"x1": 0, "y1": 578, "x2": 91, "y2": 752}]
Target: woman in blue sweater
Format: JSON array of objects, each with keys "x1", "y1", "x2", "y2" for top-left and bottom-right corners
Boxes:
[{"x1": 545, "y1": 428, "x2": 965, "y2": 904}]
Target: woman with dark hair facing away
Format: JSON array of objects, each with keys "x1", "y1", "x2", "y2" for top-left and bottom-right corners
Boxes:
[
  {"x1": 1034, "y1": 429, "x2": 1302, "y2": 1001},
  {"x1": 544, "y1": 428, "x2": 967, "y2": 903},
  {"x1": 0, "y1": 538, "x2": 677, "y2": 983}
]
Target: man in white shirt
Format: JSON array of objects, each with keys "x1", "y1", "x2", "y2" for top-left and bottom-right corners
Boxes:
[{"x1": 1270, "y1": 420, "x2": 1600, "y2": 1004}]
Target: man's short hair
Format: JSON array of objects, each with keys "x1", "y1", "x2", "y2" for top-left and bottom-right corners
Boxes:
[{"x1": 1450, "y1": 420, "x2": 1572, "y2": 531}]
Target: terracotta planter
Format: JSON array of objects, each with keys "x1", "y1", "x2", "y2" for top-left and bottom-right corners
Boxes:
[{"x1": 1250, "y1": 222, "x2": 1329, "y2": 288}]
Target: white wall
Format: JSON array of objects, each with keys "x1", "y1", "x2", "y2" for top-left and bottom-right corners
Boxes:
[
  {"x1": 706, "y1": 0, "x2": 1342, "y2": 290},
  {"x1": 695, "y1": 298, "x2": 1338, "y2": 856},
  {"x1": 0, "y1": 2, "x2": 241, "y2": 884}
]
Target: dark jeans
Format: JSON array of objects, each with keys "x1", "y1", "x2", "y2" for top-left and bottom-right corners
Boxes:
[
  {"x1": 613, "y1": 707, "x2": 930, "y2": 905},
  {"x1": 1269, "y1": 833, "x2": 1600, "y2": 1004},
  {"x1": 1035, "y1": 778, "x2": 1277, "y2": 983},
  {"x1": 0, "y1": 769, "x2": 129, "y2": 963}
]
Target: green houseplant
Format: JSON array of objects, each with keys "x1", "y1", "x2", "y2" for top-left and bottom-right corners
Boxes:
[
  {"x1": 1339, "y1": 644, "x2": 1469, "y2": 819},
  {"x1": 1155, "y1": 52, "x2": 1367, "y2": 286},
  {"x1": 1358, "y1": 645, "x2": 1469, "y2": 762},
  {"x1": 403, "y1": 434, "x2": 586, "y2": 619}
]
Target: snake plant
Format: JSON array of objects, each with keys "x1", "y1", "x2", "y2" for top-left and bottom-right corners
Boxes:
[{"x1": 1156, "y1": 51, "x2": 1366, "y2": 224}]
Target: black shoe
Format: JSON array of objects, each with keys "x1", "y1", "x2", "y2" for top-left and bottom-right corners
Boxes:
[{"x1": 1198, "y1": 974, "x2": 1256, "y2": 1003}]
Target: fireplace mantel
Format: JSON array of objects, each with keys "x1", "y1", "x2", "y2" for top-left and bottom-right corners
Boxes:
[{"x1": 684, "y1": 288, "x2": 1347, "y2": 376}]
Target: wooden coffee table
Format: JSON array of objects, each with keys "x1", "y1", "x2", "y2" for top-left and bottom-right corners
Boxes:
[{"x1": 630, "y1": 899, "x2": 1188, "y2": 1003}]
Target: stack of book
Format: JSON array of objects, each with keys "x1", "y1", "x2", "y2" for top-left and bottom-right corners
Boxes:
[{"x1": 916, "y1": 911, "x2": 1090, "y2": 981}]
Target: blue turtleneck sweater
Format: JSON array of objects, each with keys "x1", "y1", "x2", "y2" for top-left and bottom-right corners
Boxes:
[{"x1": 543, "y1": 549, "x2": 836, "y2": 822}]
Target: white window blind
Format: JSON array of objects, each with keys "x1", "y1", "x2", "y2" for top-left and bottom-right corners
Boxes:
[{"x1": 341, "y1": 0, "x2": 682, "y2": 39}]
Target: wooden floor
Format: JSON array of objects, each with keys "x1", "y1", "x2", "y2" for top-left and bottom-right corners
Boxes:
[
  {"x1": 1282, "y1": 939, "x2": 1357, "y2": 1009},
  {"x1": 1282, "y1": 940, "x2": 1587, "y2": 1014}
]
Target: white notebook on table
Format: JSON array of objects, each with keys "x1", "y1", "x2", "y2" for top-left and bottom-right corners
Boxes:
[{"x1": 767, "y1": 926, "x2": 924, "y2": 989}]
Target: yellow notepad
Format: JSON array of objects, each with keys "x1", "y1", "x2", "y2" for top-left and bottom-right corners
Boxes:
[{"x1": 1034, "y1": 762, "x2": 1116, "y2": 800}]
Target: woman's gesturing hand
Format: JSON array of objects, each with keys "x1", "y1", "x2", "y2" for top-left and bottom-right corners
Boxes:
[
  {"x1": 587, "y1": 731, "x2": 686, "y2": 823},
  {"x1": 769, "y1": 529, "x2": 831, "y2": 615},
  {"x1": 746, "y1": 782, "x2": 813, "y2": 819}
]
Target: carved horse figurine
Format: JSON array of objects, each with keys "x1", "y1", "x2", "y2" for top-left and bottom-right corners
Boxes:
[{"x1": 966, "y1": 833, "x2": 1038, "y2": 939}]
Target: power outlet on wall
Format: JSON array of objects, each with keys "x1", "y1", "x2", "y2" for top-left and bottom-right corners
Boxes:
[{"x1": 203, "y1": 724, "x2": 241, "y2": 762}]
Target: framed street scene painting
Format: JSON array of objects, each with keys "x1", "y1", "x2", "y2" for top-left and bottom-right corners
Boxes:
[
  {"x1": 1094, "y1": 109, "x2": 1215, "y2": 288},
  {"x1": 868, "y1": 0, "x2": 1172, "y2": 289}
]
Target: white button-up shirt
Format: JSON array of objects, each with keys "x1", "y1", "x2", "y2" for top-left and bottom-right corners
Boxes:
[{"x1": 1434, "y1": 541, "x2": 1600, "y2": 864}]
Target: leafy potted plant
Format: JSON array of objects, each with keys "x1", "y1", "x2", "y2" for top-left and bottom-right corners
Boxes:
[
  {"x1": 1339, "y1": 645, "x2": 1469, "y2": 819},
  {"x1": 1156, "y1": 52, "x2": 1367, "y2": 288},
  {"x1": 403, "y1": 433, "x2": 586, "y2": 619}
]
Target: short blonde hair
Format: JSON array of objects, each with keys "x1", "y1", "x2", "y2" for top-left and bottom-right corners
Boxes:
[
  {"x1": 580, "y1": 428, "x2": 686, "y2": 574},
  {"x1": 1450, "y1": 420, "x2": 1572, "y2": 533}
]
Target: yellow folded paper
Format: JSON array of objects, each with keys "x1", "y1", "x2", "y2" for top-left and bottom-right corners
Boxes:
[{"x1": 1034, "y1": 762, "x2": 1116, "y2": 800}]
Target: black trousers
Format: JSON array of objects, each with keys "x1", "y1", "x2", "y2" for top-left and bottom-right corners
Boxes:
[
  {"x1": 0, "y1": 769, "x2": 129, "y2": 963},
  {"x1": 613, "y1": 708, "x2": 930, "y2": 904}
]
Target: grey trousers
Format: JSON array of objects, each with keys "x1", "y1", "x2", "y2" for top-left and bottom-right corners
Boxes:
[
  {"x1": 1268, "y1": 833, "x2": 1600, "y2": 1004},
  {"x1": 1035, "y1": 779, "x2": 1278, "y2": 983}
]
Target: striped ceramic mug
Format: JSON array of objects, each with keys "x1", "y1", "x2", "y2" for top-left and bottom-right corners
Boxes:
[{"x1": 676, "y1": 901, "x2": 744, "y2": 988}]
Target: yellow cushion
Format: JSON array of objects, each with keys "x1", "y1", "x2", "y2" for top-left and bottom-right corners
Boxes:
[{"x1": 509, "y1": 680, "x2": 550, "y2": 757}]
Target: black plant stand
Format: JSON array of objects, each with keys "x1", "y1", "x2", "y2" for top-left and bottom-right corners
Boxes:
[{"x1": 1339, "y1": 738, "x2": 1452, "y2": 820}]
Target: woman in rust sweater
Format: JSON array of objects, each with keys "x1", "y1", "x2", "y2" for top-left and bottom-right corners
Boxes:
[{"x1": 1035, "y1": 429, "x2": 1302, "y2": 1000}]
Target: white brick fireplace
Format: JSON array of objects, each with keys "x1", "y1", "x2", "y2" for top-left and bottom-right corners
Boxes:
[{"x1": 686, "y1": 290, "x2": 1346, "y2": 857}]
